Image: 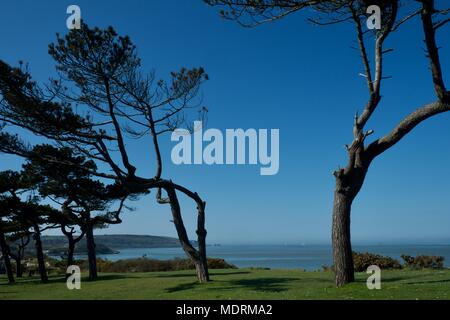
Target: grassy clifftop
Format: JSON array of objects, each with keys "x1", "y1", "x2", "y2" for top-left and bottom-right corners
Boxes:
[{"x1": 1, "y1": 269, "x2": 450, "y2": 300}]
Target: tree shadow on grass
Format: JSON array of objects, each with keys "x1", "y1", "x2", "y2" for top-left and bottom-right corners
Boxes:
[
  {"x1": 166, "y1": 281, "x2": 199, "y2": 293},
  {"x1": 353, "y1": 271, "x2": 450, "y2": 285},
  {"x1": 156, "y1": 271, "x2": 251, "y2": 278},
  {"x1": 95, "y1": 274, "x2": 134, "y2": 281},
  {"x1": 223, "y1": 277, "x2": 297, "y2": 293},
  {"x1": 371, "y1": 272, "x2": 432, "y2": 284},
  {"x1": 0, "y1": 274, "x2": 133, "y2": 286},
  {"x1": 353, "y1": 276, "x2": 411, "y2": 285},
  {"x1": 403, "y1": 278, "x2": 450, "y2": 285},
  {"x1": 0, "y1": 275, "x2": 66, "y2": 286},
  {"x1": 166, "y1": 277, "x2": 298, "y2": 294}
]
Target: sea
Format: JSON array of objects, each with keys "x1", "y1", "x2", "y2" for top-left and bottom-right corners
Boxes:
[{"x1": 88, "y1": 244, "x2": 450, "y2": 270}]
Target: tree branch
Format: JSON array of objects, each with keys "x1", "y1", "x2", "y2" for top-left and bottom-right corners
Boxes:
[
  {"x1": 365, "y1": 100, "x2": 450, "y2": 160},
  {"x1": 420, "y1": 0, "x2": 448, "y2": 101}
]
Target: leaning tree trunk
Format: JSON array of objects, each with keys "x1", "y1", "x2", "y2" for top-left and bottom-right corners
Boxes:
[
  {"x1": 33, "y1": 227, "x2": 48, "y2": 283},
  {"x1": 332, "y1": 166, "x2": 367, "y2": 287},
  {"x1": 166, "y1": 186, "x2": 209, "y2": 283},
  {"x1": 85, "y1": 223, "x2": 98, "y2": 281},
  {"x1": 0, "y1": 230, "x2": 15, "y2": 284}
]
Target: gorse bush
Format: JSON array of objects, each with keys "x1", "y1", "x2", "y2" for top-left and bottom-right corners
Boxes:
[
  {"x1": 323, "y1": 252, "x2": 403, "y2": 272},
  {"x1": 207, "y1": 258, "x2": 236, "y2": 269},
  {"x1": 401, "y1": 255, "x2": 445, "y2": 269},
  {"x1": 77, "y1": 257, "x2": 236, "y2": 273},
  {"x1": 352, "y1": 252, "x2": 402, "y2": 272}
]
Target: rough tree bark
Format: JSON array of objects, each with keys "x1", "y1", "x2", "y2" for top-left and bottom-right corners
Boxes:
[
  {"x1": 332, "y1": 164, "x2": 368, "y2": 286},
  {"x1": 0, "y1": 230, "x2": 15, "y2": 284},
  {"x1": 332, "y1": 183, "x2": 355, "y2": 285}
]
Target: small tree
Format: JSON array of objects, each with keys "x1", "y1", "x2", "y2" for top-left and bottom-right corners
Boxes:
[
  {"x1": 0, "y1": 170, "x2": 59, "y2": 283},
  {"x1": 7, "y1": 229, "x2": 31, "y2": 278},
  {"x1": 0, "y1": 170, "x2": 30, "y2": 284},
  {"x1": 23, "y1": 145, "x2": 128, "y2": 281},
  {"x1": 21, "y1": 204, "x2": 58, "y2": 283}
]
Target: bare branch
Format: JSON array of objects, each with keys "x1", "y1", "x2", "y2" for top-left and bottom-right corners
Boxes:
[
  {"x1": 356, "y1": 2, "x2": 398, "y2": 131},
  {"x1": 391, "y1": 9, "x2": 421, "y2": 32},
  {"x1": 351, "y1": 5, "x2": 374, "y2": 94},
  {"x1": 366, "y1": 100, "x2": 450, "y2": 160},
  {"x1": 420, "y1": 0, "x2": 447, "y2": 101},
  {"x1": 433, "y1": 17, "x2": 450, "y2": 29}
]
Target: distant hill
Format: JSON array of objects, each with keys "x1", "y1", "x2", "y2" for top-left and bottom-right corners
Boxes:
[{"x1": 40, "y1": 234, "x2": 189, "y2": 256}]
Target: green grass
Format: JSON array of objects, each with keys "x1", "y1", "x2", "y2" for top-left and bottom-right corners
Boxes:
[{"x1": 1, "y1": 269, "x2": 450, "y2": 300}]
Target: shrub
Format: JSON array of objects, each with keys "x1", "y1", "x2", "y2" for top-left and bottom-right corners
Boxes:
[
  {"x1": 207, "y1": 258, "x2": 237, "y2": 269},
  {"x1": 352, "y1": 252, "x2": 402, "y2": 272},
  {"x1": 79, "y1": 257, "x2": 236, "y2": 273},
  {"x1": 401, "y1": 255, "x2": 444, "y2": 269}
]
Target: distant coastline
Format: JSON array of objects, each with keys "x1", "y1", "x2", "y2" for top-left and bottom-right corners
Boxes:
[
  {"x1": 41, "y1": 234, "x2": 196, "y2": 256},
  {"x1": 38, "y1": 234, "x2": 450, "y2": 270},
  {"x1": 74, "y1": 243, "x2": 450, "y2": 271}
]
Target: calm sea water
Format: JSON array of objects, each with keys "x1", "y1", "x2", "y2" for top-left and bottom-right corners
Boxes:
[{"x1": 92, "y1": 244, "x2": 450, "y2": 270}]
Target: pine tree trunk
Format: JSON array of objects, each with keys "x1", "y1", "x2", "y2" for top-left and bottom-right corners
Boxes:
[
  {"x1": 0, "y1": 230, "x2": 15, "y2": 284},
  {"x1": 332, "y1": 167, "x2": 367, "y2": 287},
  {"x1": 85, "y1": 223, "x2": 97, "y2": 281},
  {"x1": 33, "y1": 227, "x2": 48, "y2": 283},
  {"x1": 332, "y1": 188, "x2": 355, "y2": 287},
  {"x1": 194, "y1": 260, "x2": 209, "y2": 283}
]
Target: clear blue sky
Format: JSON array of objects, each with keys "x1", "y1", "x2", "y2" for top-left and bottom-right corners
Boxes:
[{"x1": 0, "y1": 0, "x2": 449, "y2": 244}]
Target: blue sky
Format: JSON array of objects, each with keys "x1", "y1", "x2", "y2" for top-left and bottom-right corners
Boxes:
[{"x1": 0, "y1": 0, "x2": 449, "y2": 244}]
